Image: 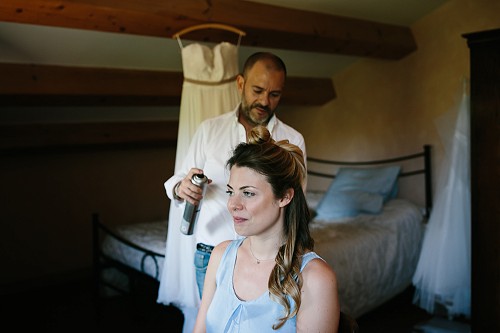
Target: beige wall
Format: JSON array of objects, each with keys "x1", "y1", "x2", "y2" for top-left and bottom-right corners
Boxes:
[{"x1": 280, "y1": 0, "x2": 500, "y2": 205}]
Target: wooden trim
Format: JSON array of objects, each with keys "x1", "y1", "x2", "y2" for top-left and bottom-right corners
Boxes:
[
  {"x1": 0, "y1": 63, "x2": 183, "y2": 96},
  {"x1": 0, "y1": 121, "x2": 179, "y2": 152},
  {"x1": 0, "y1": 0, "x2": 416, "y2": 60},
  {"x1": 0, "y1": 63, "x2": 335, "y2": 106}
]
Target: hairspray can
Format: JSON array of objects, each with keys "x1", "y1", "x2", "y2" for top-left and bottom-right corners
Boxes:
[{"x1": 180, "y1": 173, "x2": 208, "y2": 235}]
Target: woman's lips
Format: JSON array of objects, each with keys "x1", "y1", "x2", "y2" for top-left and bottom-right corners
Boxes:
[{"x1": 232, "y1": 216, "x2": 247, "y2": 224}]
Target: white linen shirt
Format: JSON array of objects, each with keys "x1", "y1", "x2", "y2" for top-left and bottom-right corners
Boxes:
[{"x1": 164, "y1": 104, "x2": 306, "y2": 246}]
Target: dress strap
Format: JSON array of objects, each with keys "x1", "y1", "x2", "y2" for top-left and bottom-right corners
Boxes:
[
  {"x1": 176, "y1": 36, "x2": 184, "y2": 49},
  {"x1": 176, "y1": 35, "x2": 241, "y2": 50}
]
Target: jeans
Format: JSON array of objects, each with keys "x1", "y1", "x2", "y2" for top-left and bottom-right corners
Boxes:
[{"x1": 194, "y1": 243, "x2": 213, "y2": 299}]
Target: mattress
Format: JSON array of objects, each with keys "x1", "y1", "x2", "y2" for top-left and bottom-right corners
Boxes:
[
  {"x1": 101, "y1": 220, "x2": 167, "y2": 281},
  {"x1": 98, "y1": 197, "x2": 424, "y2": 318},
  {"x1": 310, "y1": 199, "x2": 424, "y2": 318}
]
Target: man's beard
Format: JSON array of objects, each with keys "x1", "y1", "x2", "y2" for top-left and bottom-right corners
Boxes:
[{"x1": 240, "y1": 98, "x2": 273, "y2": 127}]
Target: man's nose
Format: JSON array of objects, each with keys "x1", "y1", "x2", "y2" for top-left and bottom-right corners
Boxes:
[{"x1": 258, "y1": 92, "x2": 270, "y2": 106}]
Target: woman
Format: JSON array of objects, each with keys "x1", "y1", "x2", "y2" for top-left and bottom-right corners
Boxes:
[{"x1": 193, "y1": 126, "x2": 340, "y2": 332}]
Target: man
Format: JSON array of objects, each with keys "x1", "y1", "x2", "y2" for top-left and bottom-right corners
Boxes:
[{"x1": 157, "y1": 52, "x2": 306, "y2": 333}]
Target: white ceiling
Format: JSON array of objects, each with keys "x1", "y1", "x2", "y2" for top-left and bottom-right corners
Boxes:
[{"x1": 0, "y1": 0, "x2": 450, "y2": 78}]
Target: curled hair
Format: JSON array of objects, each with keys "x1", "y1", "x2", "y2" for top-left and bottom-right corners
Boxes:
[{"x1": 227, "y1": 125, "x2": 313, "y2": 329}]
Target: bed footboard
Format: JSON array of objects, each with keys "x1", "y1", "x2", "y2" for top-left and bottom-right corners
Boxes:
[{"x1": 92, "y1": 213, "x2": 165, "y2": 302}]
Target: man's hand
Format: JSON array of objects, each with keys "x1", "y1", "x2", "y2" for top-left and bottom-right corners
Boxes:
[{"x1": 175, "y1": 168, "x2": 212, "y2": 205}]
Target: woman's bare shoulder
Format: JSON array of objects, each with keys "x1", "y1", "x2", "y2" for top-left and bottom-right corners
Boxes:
[
  {"x1": 211, "y1": 240, "x2": 232, "y2": 260},
  {"x1": 302, "y1": 254, "x2": 337, "y2": 286}
]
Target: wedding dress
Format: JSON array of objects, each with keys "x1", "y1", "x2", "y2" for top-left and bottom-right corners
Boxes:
[{"x1": 174, "y1": 40, "x2": 241, "y2": 171}]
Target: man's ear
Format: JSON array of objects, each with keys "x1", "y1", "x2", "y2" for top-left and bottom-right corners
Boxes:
[
  {"x1": 236, "y1": 74, "x2": 245, "y2": 93},
  {"x1": 279, "y1": 188, "x2": 294, "y2": 207}
]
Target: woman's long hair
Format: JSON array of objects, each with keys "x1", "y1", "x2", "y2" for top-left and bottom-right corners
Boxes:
[{"x1": 226, "y1": 125, "x2": 314, "y2": 329}]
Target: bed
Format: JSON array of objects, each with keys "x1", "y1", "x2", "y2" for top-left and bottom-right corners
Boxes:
[{"x1": 92, "y1": 145, "x2": 432, "y2": 319}]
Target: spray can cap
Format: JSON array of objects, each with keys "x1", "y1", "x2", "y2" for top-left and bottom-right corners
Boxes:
[{"x1": 192, "y1": 173, "x2": 207, "y2": 186}]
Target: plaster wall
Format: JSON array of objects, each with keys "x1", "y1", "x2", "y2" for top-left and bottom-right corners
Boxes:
[{"x1": 280, "y1": 0, "x2": 500, "y2": 205}]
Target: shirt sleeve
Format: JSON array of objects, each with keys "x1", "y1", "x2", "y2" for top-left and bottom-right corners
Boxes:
[{"x1": 164, "y1": 120, "x2": 209, "y2": 202}]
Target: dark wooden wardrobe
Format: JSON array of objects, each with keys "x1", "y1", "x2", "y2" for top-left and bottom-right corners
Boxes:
[{"x1": 463, "y1": 28, "x2": 500, "y2": 332}]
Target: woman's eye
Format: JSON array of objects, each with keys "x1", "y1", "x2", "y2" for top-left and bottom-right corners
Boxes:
[
  {"x1": 243, "y1": 191, "x2": 255, "y2": 197},
  {"x1": 226, "y1": 190, "x2": 234, "y2": 197}
]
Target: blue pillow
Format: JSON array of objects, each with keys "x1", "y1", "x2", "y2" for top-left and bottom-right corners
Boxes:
[
  {"x1": 330, "y1": 166, "x2": 400, "y2": 202},
  {"x1": 315, "y1": 190, "x2": 384, "y2": 220},
  {"x1": 314, "y1": 166, "x2": 401, "y2": 220},
  {"x1": 388, "y1": 181, "x2": 399, "y2": 200}
]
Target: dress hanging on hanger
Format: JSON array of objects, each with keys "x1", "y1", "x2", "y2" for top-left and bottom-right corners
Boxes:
[
  {"x1": 157, "y1": 23, "x2": 245, "y2": 333},
  {"x1": 172, "y1": 23, "x2": 245, "y2": 172}
]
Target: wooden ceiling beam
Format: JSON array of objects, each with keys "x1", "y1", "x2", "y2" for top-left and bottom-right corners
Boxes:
[
  {"x1": 0, "y1": 0, "x2": 416, "y2": 59},
  {"x1": 0, "y1": 63, "x2": 335, "y2": 106},
  {"x1": 0, "y1": 121, "x2": 179, "y2": 152}
]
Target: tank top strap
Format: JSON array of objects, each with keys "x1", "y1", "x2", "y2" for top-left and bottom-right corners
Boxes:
[{"x1": 300, "y1": 252, "x2": 322, "y2": 272}]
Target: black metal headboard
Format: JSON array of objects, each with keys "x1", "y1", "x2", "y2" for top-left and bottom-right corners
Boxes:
[{"x1": 307, "y1": 145, "x2": 432, "y2": 218}]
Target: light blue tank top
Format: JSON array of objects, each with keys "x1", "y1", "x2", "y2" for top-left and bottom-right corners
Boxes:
[{"x1": 205, "y1": 238, "x2": 322, "y2": 333}]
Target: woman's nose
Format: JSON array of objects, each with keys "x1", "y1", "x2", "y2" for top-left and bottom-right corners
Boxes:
[{"x1": 228, "y1": 197, "x2": 242, "y2": 211}]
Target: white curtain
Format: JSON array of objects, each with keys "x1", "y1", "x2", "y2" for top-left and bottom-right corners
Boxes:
[{"x1": 412, "y1": 80, "x2": 471, "y2": 318}]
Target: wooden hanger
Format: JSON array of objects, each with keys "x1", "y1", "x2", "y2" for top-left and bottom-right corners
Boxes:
[{"x1": 172, "y1": 23, "x2": 246, "y2": 39}]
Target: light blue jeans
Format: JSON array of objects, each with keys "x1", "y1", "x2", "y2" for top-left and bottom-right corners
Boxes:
[{"x1": 194, "y1": 247, "x2": 212, "y2": 299}]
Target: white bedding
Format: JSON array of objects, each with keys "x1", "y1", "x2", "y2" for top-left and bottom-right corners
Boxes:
[
  {"x1": 101, "y1": 220, "x2": 167, "y2": 281},
  {"x1": 99, "y1": 197, "x2": 424, "y2": 318},
  {"x1": 310, "y1": 198, "x2": 424, "y2": 318}
]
